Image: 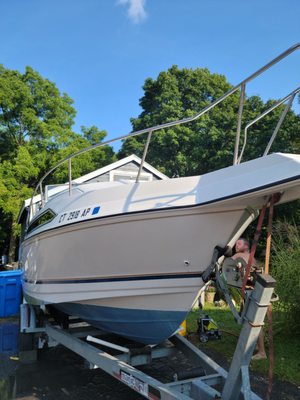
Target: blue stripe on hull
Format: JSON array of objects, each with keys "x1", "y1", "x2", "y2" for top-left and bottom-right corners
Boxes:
[
  {"x1": 24, "y1": 272, "x2": 202, "y2": 285},
  {"x1": 55, "y1": 303, "x2": 187, "y2": 344}
]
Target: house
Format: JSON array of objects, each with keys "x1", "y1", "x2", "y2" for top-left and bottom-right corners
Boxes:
[
  {"x1": 19, "y1": 154, "x2": 168, "y2": 221},
  {"x1": 66, "y1": 154, "x2": 168, "y2": 184}
]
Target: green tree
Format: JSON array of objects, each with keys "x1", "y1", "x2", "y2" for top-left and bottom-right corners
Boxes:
[
  {"x1": 119, "y1": 66, "x2": 239, "y2": 176},
  {"x1": 119, "y1": 65, "x2": 300, "y2": 177},
  {"x1": 0, "y1": 66, "x2": 115, "y2": 260},
  {"x1": 0, "y1": 147, "x2": 38, "y2": 260},
  {"x1": 52, "y1": 125, "x2": 116, "y2": 183},
  {"x1": 0, "y1": 65, "x2": 76, "y2": 161},
  {"x1": 0, "y1": 65, "x2": 78, "y2": 260},
  {"x1": 241, "y1": 97, "x2": 300, "y2": 162},
  {"x1": 271, "y1": 221, "x2": 300, "y2": 334}
]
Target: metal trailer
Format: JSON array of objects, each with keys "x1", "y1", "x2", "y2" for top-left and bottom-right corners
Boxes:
[{"x1": 20, "y1": 273, "x2": 275, "y2": 400}]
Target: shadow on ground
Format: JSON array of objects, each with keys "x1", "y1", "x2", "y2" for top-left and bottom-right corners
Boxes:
[{"x1": 0, "y1": 342, "x2": 300, "y2": 400}]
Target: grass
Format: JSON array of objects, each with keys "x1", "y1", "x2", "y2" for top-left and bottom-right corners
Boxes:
[{"x1": 186, "y1": 303, "x2": 300, "y2": 385}]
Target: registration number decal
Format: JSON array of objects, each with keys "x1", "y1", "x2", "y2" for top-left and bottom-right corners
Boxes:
[
  {"x1": 120, "y1": 370, "x2": 149, "y2": 397},
  {"x1": 58, "y1": 205, "x2": 101, "y2": 224}
]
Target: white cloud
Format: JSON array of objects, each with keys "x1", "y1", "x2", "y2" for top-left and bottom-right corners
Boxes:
[{"x1": 118, "y1": 0, "x2": 147, "y2": 24}]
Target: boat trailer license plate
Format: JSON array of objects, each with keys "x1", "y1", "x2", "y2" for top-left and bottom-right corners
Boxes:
[{"x1": 120, "y1": 370, "x2": 149, "y2": 397}]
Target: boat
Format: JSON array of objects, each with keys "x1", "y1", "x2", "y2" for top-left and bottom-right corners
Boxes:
[{"x1": 18, "y1": 44, "x2": 300, "y2": 344}]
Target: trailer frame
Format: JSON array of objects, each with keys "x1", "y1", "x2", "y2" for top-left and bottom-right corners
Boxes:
[{"x1": 20, "y1": 273, "x2": 275, "y2": 400}]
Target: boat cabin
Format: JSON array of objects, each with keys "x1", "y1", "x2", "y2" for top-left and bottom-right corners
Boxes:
[{"x1": 17, "y1": 154, "x2": 168, "y2": 238}]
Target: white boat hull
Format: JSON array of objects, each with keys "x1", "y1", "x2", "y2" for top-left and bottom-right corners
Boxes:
[
  {"x1": 20, "y1": 153, "x2": 300, "y2": 343},
  {"x1": 21, "y1": 206, "x2": 252, "y2": 343}
]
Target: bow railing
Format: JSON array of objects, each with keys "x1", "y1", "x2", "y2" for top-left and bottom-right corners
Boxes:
[{"x1": 237, "y1": 86, "x2": 300, "y2": 164}]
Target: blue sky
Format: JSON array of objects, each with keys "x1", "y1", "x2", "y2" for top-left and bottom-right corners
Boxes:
[{"x1": 1, "y1": 0, "x2": 299, "y2": 146}]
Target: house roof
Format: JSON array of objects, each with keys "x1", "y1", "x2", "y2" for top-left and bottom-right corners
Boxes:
[
  {"x1": 73, "y1": 154, "x2": 168, "y2": 183},
  {"x1": 18, "y1": 155, "x2": 168, "y2": 220}
]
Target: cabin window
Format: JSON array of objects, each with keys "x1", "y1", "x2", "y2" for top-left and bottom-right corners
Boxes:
[
  {"x1": 18, "y1": 207, "x2": 29, "y2": 241},
  {"x1": 27, "y1": 209, "x2": 56, "y2": 233},
  {"x1": 109, "y1": 170, "x2": 153, "y2": 182}
]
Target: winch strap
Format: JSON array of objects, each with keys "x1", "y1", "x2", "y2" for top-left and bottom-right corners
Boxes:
[
  {"x1": 265, "y1": 196, "x2": 274, "y2": 274},
  {"x1": 265, "y1": 195, "x2": 275, "y2": 400},
  {"x1": 241, "y1": 199, "x2": 269, "y2": 298}
]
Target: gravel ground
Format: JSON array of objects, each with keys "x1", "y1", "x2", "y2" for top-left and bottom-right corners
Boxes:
[{"x1": 0, "y1": 339, "x2": 300, "y2": 400}]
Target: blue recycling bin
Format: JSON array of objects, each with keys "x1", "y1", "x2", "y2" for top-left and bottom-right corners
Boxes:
[{"x1": 0, "y1": 269, "x2": 23, "y2": 317}]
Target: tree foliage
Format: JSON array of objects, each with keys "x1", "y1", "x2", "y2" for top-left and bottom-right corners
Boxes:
[
  {"x1": 0, "y1": 66, "x2": 114, "y2": 260},
  {"x1": 119, "y1": 65, "x2": 300, "y2": 177},
  {"x1": 271, "y1": 221, "x2": 300, "y2": 334},
  {"x1": 0, "y1": 65, "x2": 76, "y2": 160},
  {"x1": 52, "y1": 125, "x2": 115, "y2": 183},
  {"x1": 120, "y1": 66, "x2": 239, "y2": 176}
]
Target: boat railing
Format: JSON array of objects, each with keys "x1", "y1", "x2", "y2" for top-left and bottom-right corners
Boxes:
[
  {"x1": 27, "y1": 43, "x2": 300, "y2": 226},
  {"x1": 237, "y1": 86, "x2": 300, "y2": 164}
]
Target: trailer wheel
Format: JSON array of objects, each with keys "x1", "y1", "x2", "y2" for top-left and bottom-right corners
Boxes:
[{"x1": 199, "y1": 333, "x2": 208, "y2": 343}]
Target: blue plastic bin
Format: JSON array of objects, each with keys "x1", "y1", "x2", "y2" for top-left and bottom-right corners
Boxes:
[
  {"x1": 0, "y1": 270, "x2": 23, "y2": 317},
  {"x1": 0, "y1": 322, "x2": 19, "y2": 354}
]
